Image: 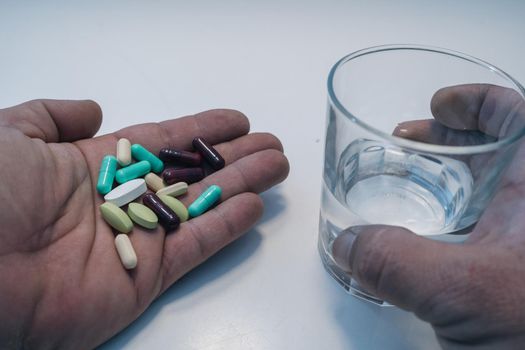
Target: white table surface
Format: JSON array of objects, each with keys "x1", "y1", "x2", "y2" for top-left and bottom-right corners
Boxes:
[{"x1": 1, "y1": 1, "x2": 524, "y2": 349}]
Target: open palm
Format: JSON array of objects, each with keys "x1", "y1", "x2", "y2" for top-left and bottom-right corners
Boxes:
[{"x1": 0, "y1": 100, "x2": 289, "y2": 349}]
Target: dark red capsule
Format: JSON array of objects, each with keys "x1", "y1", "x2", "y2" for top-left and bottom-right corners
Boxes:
[
  {"x1": 192, "y1": 137, "x2": 225, "y2": 170},
  {"x1": 159, "y1": 148, "x2": 202, "y2": 166},
  {"x1": 142, "y1": 193, "x2": 180, "y2": 232},
  {"x1": 163, "y1": 167, "x2": 204, "y2": 185}
]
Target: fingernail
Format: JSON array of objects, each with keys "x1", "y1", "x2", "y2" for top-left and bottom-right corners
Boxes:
[
  {"x1": 393, "y1": 122, "x2": 410, "y2": 137},
  {"x1": 332, "y1": 227, "x2": 359, "y2": 273}
]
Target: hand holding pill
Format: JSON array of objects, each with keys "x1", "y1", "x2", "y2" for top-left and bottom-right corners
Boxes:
[{"x1": 0, "y1": 99, "x2": 289, "y2": 349}]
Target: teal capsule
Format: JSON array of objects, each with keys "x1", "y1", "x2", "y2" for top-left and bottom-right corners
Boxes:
[
  {"x1": 131, "y1": 144, "x2": 164, "y2": 173},
  {"x1": 97, "y1": 155, "x2": 118, "y2": 195},
  {"x1": 188, "y1": 185, "x2": 222, "y2": 217},
  {"x1": 115, "y1": 160, "x2": 151, "y2": 184}
]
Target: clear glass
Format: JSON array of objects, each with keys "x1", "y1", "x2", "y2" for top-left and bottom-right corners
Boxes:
[{"x1": 318, "y1": 45, "x2": 525, "y2": 305}]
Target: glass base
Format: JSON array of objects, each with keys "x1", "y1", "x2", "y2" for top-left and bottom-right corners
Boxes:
[{"x1": 318, "y1": 237, "x2": 392, "y2": 306}]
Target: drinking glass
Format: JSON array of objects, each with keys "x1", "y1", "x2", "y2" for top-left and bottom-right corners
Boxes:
[{"x1": 318, "y1": 45, "x2": 525, "y2": 305}]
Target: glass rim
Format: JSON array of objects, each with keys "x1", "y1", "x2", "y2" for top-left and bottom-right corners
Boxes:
[{"x1": 327, "y1": 44, "x2": 525, "y2": 155}]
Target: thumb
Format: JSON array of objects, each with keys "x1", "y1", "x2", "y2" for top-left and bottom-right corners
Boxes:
[
  {"x1": 0, "y1": 99, "x2": 103, "y2": 142},
  {"x1": 332, "y1": 225, "x2": 465, "y2": 311}
]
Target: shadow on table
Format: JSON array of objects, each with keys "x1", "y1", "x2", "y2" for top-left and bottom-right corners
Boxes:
[
  {"x1": 323, "y1": 273, "x2": 440, "y2": 350},
  {"x1": 99, "y1": 187, "x2": 287, "y2": 349},
  {"x1": 258, "y1": 187, "x2": 287, "y2": 224}
]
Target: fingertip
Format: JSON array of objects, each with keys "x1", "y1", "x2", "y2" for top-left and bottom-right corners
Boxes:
[
  {"x1": 429, "y1": 86, "x2": 448, "y2": 119},
  {"x1": 254, "y1": 132, "x2": 285, "y2": 152},
  {"x1": 349, "y1": 225, "x2": 412, "y2": 286},
  {"x1": 82, "y1": 99, "x2": 103, "y2": 132},
  {"x1": 392, "y1": 120, "x2": 428, "y2": 140},
  {"x1": 58, "y1": 99, "x2": 103, "y2": 141},
  {"x1": 261, "y1": 148, "x2": 290, "y2": 185},
  {"x1": 229, "y1": 109, "x2": 250, "y2": 134},
  {"x1": 430, "y1": 84, "x2": 485, "y2": 131},
  {"x1": 277, "y1": 151, "x2": 290, "y2": 182},
  {"x1": 332, "y1": 228, "x2": 358, "y2": 273},
  {"x1": 68, "y1": 99, "x2": 103, "y2": 138},
  {"x1": 430, "y1": 86, "x2": 459, "y2": 129},
  {"x1": 339, "y1": 225, "x2": 433, "y2": 304}
]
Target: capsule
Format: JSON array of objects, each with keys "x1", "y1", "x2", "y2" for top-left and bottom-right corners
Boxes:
[
  {"x1": 188, "y1": 185, "x2": 222, "y2": 217},
  {"x1": 117, "y1": 138, "x2": 132, "y2": 166},
  {"x1": 131, "y1": 143, "x2": 164, "y2": 173},
  {"x1": 142, "y1": 193, "x2": 180, "y2": 232},
  {"x1": 97, "y1": 155, "x2": 118, "y2": 195},
  {"x1": 115, "y1": 160, "x2": 151, "y2": 184},
  {"x1": 192, "y1": 137, "x2": 225, "y2": 170},
  {"x1": 163, "y1": 167, "x2": 204, "y2": 185},
  {"x1": 159, "y1": 148, "x2": 202, "y2": 166}
]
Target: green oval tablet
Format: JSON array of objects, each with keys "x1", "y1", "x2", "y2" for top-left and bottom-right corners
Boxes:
[
  {"x1": 159, "y1": 195, "x2": 189, "y2": 222},
  {"x1": 127, "y1": 202, "x2": 158, "y2": 229},
  {"x1": 100, "y1": 202, "x2": 133, "y2": 233}
]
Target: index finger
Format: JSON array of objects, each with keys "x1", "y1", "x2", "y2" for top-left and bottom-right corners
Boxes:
[{"x1": 430, "y1": 84, "x2": 525, "y2": 138}]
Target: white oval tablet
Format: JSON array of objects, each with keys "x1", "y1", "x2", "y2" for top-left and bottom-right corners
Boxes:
[
  {"x1": 104, "y1": 178, "x2": 147, "y2": 207},
  {"x1": 115, "y1": 234, "x2": 137, "y2": 269}
]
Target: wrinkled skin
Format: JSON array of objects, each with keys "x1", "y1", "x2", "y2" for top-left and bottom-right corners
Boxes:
[
  {"x1": 0, "y1": 100, "x2": 289, "y2": 349},
  {"x1": 333, "y1": 84, "x2": 525, "y2": 349}
]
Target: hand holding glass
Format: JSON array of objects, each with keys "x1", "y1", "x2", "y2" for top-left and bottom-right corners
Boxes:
[{"x1": 318, "y1": 45, "x2": 525, "y2": 305}]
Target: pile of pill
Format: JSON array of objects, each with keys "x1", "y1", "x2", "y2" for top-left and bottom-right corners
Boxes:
[{"x1": 97, "y1": 137, "x2": 225, "y2": 270}]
